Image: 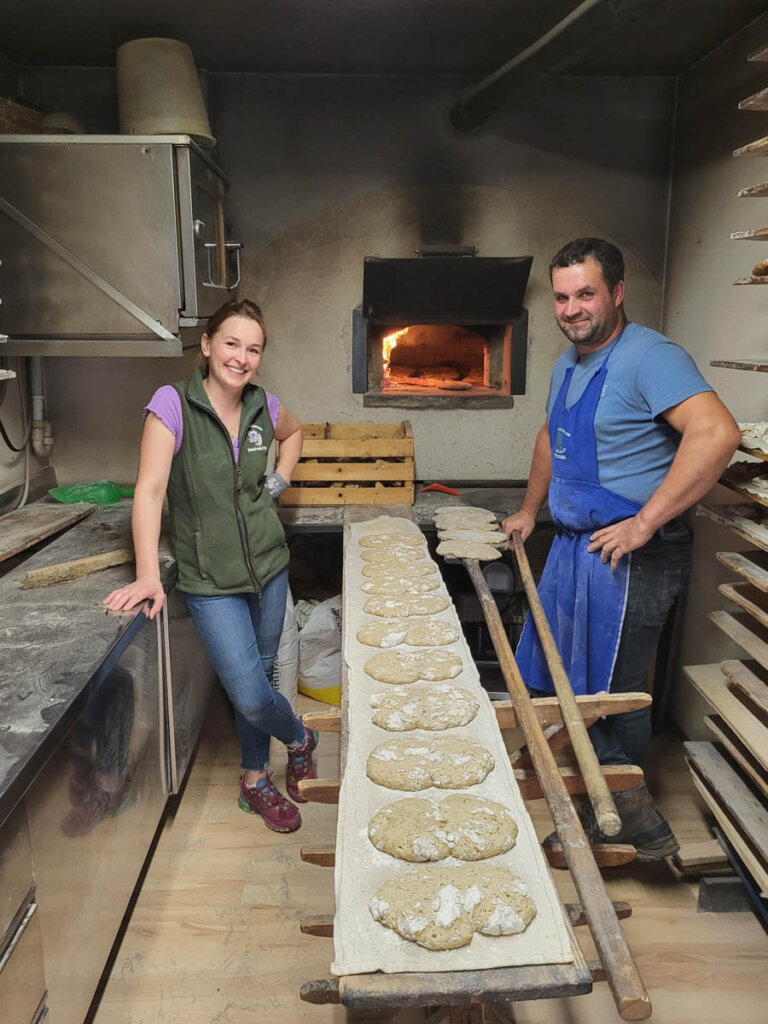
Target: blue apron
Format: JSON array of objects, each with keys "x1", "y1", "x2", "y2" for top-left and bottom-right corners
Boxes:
[{"x1": 515, "y1": 335, "x2": 642, "y2": 695}]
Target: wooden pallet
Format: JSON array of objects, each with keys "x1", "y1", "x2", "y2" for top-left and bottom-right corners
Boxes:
[{"x1": 279, "y1": 421, "x2": 414, "y2": 505}]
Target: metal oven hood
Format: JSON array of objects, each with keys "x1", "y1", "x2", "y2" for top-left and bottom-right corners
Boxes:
[{"x1": 0, "y1": 135, "x2": 241, "y2": 356}]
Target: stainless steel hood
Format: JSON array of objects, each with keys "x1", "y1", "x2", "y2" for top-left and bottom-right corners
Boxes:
[{"x1": 0, "y1": 135, "x2": 241, "y2": 356}]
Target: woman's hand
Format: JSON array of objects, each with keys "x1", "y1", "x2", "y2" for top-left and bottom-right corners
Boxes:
[{"x1": 103, "y1": 577, "x2": 166, "y2": 620}]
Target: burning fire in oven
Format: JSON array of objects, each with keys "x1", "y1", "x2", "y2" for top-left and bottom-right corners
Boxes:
[{"x1": 379, "y1": 324, "x2": 489, "y2": 392}]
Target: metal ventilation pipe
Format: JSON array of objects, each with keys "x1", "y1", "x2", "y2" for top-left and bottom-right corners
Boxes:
[
  {"x1": 30, "y1": 356, "x2": 53, "y2": 459},
  {"x1": 449, "y1": 0, "x2": 645, "y2": 132}
]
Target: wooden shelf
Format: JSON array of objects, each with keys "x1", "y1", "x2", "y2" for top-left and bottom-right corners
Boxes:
[
  {"x1": 709, "y1": 609, "x2": 768, "y2": 672},
  {"x1": 748, "y1": 43, "x2": 768, "y2": 62},
  {"x1": 696, "y1": 502, "x2": 768, "y2": 553},
  {"x1": 734, "y1": 275, "x2": 768, "y2": 284},
  {"x1": 739, "y1": 86, "x2": 768, "y2": 111},
  {"x1": 716, "y1": 550, "x2": 768, "y2": 592},
  {"x1": 722, "y1": 658, "x2": 768, "y2": 725},
  {"x1": 720, "y1": 481, "x2": 768, "y2": 512},
  {"x1": 685, "y1": 663, "x2": 768, "y2": 772},
  {"x1": 704, "y1": 712, "x2": 768, "y2": 800},
  {"x1": 718, "y1": 581, "x2": 768, "y2": 629},
  {"x1": 709, "y1": 357, "x2": 768, "y2": 371},
  {"x1": 730, "y1": 227, "x2": 768, "y2": 239},
  {"x1": 737, "y1": 181, "x2": 768, "y2": 197},
  {"x1": 734, "y1": 135, "x2": 768, "y2": 157},
  {"x1": 739, "y1": 444, "x2": 768, "y2": 462}
]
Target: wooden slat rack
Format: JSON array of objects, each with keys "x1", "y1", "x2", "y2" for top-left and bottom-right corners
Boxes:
[{"x1": 299, "y1": 505, "x2": 652, "y2": 1022}]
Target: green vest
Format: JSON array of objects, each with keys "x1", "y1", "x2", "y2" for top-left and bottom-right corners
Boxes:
[{"x1": 166, "y1": 370, "x2": 289, "y2": 595}]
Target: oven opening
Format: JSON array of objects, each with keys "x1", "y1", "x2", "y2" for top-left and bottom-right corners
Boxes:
[{"x1": 377, "y1": 324, "x2": 502, "y2": 394}]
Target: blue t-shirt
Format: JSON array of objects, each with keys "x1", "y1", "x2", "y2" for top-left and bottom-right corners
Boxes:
[{"x1": 545, "y1": 322, "x2": 713, "y2": 505}]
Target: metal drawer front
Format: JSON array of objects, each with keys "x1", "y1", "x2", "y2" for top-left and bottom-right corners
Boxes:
[{"x1": 0, "y1": 906, "x2": 46, "y2": 1024}]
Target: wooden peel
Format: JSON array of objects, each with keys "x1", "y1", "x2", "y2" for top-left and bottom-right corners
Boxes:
[
  {"x1": 463, "y1": 557, "x2": 651, "y2": 1022},
  {"x1": 20, "y1": 548, "x2": 133, "y2": 589},
  {"x1": 509, "y1": 530, "x2": 622, "y2": 838}
]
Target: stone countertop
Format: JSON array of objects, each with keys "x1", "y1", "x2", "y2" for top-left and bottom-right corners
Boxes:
[
  {"x1": 0, "y1": 502, "x2": 175, "y2": 824},
  {"x1": 279, "y1": 486, "x2": 531, "y2": 531}
]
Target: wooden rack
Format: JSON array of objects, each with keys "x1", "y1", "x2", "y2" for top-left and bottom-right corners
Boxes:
[
  {"x1": 732, "y1": 44, "x2": 768, "y2": 286},
  {"x1": 686, "y1": 351, "x2": 768, "y2": 911},
  {"x1": 299, "y1": 505, "x2": 652, "y2": 1022}
]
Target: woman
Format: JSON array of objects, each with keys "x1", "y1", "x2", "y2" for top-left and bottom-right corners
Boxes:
[{"x1": 104, "y1": 299, "x2": 316, "y2": 833}]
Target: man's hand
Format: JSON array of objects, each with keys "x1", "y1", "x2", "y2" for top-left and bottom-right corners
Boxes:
[
  {"x1": 587, "y1": 516, "x2": 656, "y2": 569},
  {"x1": 502, "y1": 509, "x2": 537, "y2": 542}
]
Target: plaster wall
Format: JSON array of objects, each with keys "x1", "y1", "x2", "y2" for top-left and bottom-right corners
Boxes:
[
  {"x1": 9, "y1": 70, "x2": 673, "y2": 489},
  {"x1": 663, "y1": 14, "x2": 768, "y2": 738}
]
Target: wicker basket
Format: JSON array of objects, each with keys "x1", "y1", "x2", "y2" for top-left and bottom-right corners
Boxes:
[{"x1": 0, "y1": 97, "x2": 43, "y2": 134}]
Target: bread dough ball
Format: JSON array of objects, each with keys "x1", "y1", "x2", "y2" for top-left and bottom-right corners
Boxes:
[
  {"x1": 368, "y1": 793, "x2": 518, "y2": 861},
  {"x1": 362, "y1": 561, "x2": 438, "y2": 579},
  {"x1": 437, "y1": 540, "x2": 502, "y2": 561},
  {"x1": 369, "y1": 864, "x2": 535, "y2": 950},
  {"x1": 360, "y1": 534, "x2": 423, "y2": 548},
  {"x1": 366, "y1": 736, "x2": 494, "y2": 791},
  {"x1": 361, "y1": 546, "x2": 428, "y2": 564},
  {"x1": 356, "y1": 619, "x2": 409, "y2": 648},
  {"x1": 370, "y1": 683, "x2": 479, "y2": 731},
  {"x1": 365, "y1": 649, "x2": 463, "y2": 684},
  {"x1": 362, "y1": 577, "x2": 441, "y2": 596},
  {"x1": 364, "y1": 594, "x2": 451, "y2": 618},
  {"x1": 404, "y1": 618, "x2": 460, "y2": 647}
]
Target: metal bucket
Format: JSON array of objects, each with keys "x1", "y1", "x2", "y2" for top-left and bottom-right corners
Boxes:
[{"x1": 117, "y1": 38, "x2": 215, "y2": 148}]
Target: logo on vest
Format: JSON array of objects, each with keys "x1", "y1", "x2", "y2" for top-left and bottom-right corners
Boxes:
[
  {"x1": 246, "y1": 425, "x2": 267, "y2": 453},
  {"x1": 553, "y1": 426, "x2": 570, "y2": 461}
]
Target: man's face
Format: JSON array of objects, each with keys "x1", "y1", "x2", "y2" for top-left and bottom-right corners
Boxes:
[{"x1": 551, "y1": 257, "x2": 624, "y2": 351}]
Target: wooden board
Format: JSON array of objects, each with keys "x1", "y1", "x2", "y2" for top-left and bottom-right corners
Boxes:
[
  {"x1": 280, "y1": 484, "x2": 413, "y2": 506},
  {"x1": 739, "y1": 86, "x2": 768, "y2": 111},
  {"x1": 738, "y1": 444, "x2": 768, "y2": 462},
  {"x1": 721, "y1": 659, "x2": 768, "y2": 726},
  {"x1": 708, "y1": 358, "x2": 768, "y2": 371},
  {"x1": 0, "y1": 501, "x2": 96, "y2": 563},
  {"x1": 734, "y1": 135, "x2": 768, "y2": 157},
  {"x1": 718, "y1": 582, "x2": 768, "y2": 629},
  {"x1": 730, "y1": 227, "x2": 768, "y2": 240},
  {"x1": 737, "y1": 181, "x2": 768, "y2": 198},
  {"x1": 704, "y1": 713, "x2": 768, "y2": 800},
  {"x1": 709, "y1": 610, "x2": 768, "y2": 671},
  {"x1": 696, "y1": 503, "x2": 768, "y2": 553},
  {"x1": 684, "y1": 663, "x2": 768, "y2": 772},
  {"x1": 716, "y1": 551, "x2": 768, "y2": 592},
  {"x1": 686, "y1": 742, "x2": 768, "y2": 897}
]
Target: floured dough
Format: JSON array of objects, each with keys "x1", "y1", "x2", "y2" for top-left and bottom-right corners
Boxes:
[
  {"x1": 360, "y1": 534, "x2": 424, "y2": 548},
  {"x1": 370, "y1": 683, "x2": 479, "y2": 731},
  {"x1": 438, "y1": 529, "x2": 506, "y2": 547},
  {"x1": 368, "y1": 793, "x2": 518, "y2": 861},
  {"x1": 437, "y1": 540, "x2": 502, "y2": 561},
  {"x1": 365, "y1": 649, "x2": 463, "y2": 684},
  {"x1": 356, "y1": 619, "x2": 409, "y2": 648},
  {"x1": 404, "y1": 618, "x2": 460, "y2": 646},
  {"x1": 434, "y1": 507, "x2": 497, "y2": 526},
  {"x1": 366, "y1": 736, "x2": 494, "y2": 791},
  {"x1": 362, "y1": 561, "x2": 438, "y2": 579},
  {"x1": 364, "y1": 594, "x2": 450, "y2": 617},
  {"x1": 361, "y1": 546, "x2": 428, "y2": 563},
  {"x1": 362, "y1": 578, "x2": 441, "y2": 596},
  {"x1": 369, "y1": 864, "x2": 535, "y2": 950}
]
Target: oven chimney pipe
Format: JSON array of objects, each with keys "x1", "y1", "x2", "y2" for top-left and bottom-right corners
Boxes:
[{"x1": 448, "y1": 0, "x2": 648, "y2": 133}]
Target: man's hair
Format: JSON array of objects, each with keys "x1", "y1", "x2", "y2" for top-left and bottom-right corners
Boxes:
[{"x1": 549, "y1": 238, "x2": 625, "y2": 291}]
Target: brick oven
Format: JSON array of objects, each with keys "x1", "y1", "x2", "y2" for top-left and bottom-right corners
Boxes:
[{"x1": 352, "y1": 248, "x2": 532, "y2": 407}]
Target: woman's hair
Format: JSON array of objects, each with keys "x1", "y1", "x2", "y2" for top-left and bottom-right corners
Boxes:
[{"x1": 198, "y1": 299, "x2": 267, "y2": 376}]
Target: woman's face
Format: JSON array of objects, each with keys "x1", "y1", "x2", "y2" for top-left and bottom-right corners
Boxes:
[{"x1": 201, "y1": 315, "x2": 265, "y2": 390}]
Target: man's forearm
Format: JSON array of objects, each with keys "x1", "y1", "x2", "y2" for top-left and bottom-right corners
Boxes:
[{"x1": 520, "y1": 424, "x2": 552, "y2": 517}]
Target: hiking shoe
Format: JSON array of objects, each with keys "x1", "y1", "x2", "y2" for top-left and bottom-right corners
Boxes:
[
  {"x1": 286, "y1": 727, "x2": 318, "y2": 803},
  {"x1": 543, "y1": 781, "x2": 679, "y2": 862},
  {"x1": 238, "y1": 774, "x2": 301, "y2": 833}
]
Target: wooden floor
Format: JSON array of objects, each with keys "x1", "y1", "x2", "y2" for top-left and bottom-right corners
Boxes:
[{"x1": 92, "y1": 688, "x2": 768, "y2": 1024}]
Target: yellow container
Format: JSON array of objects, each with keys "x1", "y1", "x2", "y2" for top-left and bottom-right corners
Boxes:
[{"x1": 116, "y1": 38, "x2": 215, "y2": 148}]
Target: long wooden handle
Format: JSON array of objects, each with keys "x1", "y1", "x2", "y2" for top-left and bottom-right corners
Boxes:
[
  {"x1": 21, "y1": 548, "x2": 134, "y2": 589},
  {"x1": 510, "y1": 531, "x2": 622, "y2": 838},
  {"x1": 464, "y1": 558, "x2": 651, "y2": 1021}
]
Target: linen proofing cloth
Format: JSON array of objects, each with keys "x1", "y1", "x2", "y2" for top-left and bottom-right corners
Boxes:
[{"x1": 516, "y1": 335, "x2": 642, "y2": 695}]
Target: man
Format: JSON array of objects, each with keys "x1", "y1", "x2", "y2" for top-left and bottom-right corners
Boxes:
[{"x1": 503, "y1": 237, "x2": 740, "y2": 860}]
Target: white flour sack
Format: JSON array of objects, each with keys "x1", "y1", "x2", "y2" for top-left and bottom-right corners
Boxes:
[{"x1": 297, "y1": 595, "x2": 342, "y2": 705}]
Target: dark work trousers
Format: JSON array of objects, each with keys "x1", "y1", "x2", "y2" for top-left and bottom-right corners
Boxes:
[{"x1": 528, "y1": 520, "x2": 692, "y2": 767}]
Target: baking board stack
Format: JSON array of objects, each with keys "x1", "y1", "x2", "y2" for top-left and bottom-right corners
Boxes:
[{"x1": 332, "y1": 514, "x2": 573, "y2": 976}]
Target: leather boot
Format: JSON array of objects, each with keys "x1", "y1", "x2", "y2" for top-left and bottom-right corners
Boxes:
[{"x1": 543, "y1": 781, "x2": 679, "y2": 862}]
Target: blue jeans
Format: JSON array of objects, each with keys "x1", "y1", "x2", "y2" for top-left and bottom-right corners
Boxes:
[
  {"x1": 184, "y1": 569, "x2": 305, "y2": 772},
  {"x1": 528, "y1": 521, "x2": 692, "y2": 767}
]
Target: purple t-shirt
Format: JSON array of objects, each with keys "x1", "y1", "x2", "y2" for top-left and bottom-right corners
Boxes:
[{"x1": 145, "y1": 385, "x2": 281, "y2": 458}]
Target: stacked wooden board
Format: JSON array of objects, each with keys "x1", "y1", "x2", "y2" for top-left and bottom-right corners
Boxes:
[
  {"x1": 279, "y1": 422, "x2": 414, "y2": 506},
  {"x1": 332, "y1": 514, "x2": 574, "y2": 976}
]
